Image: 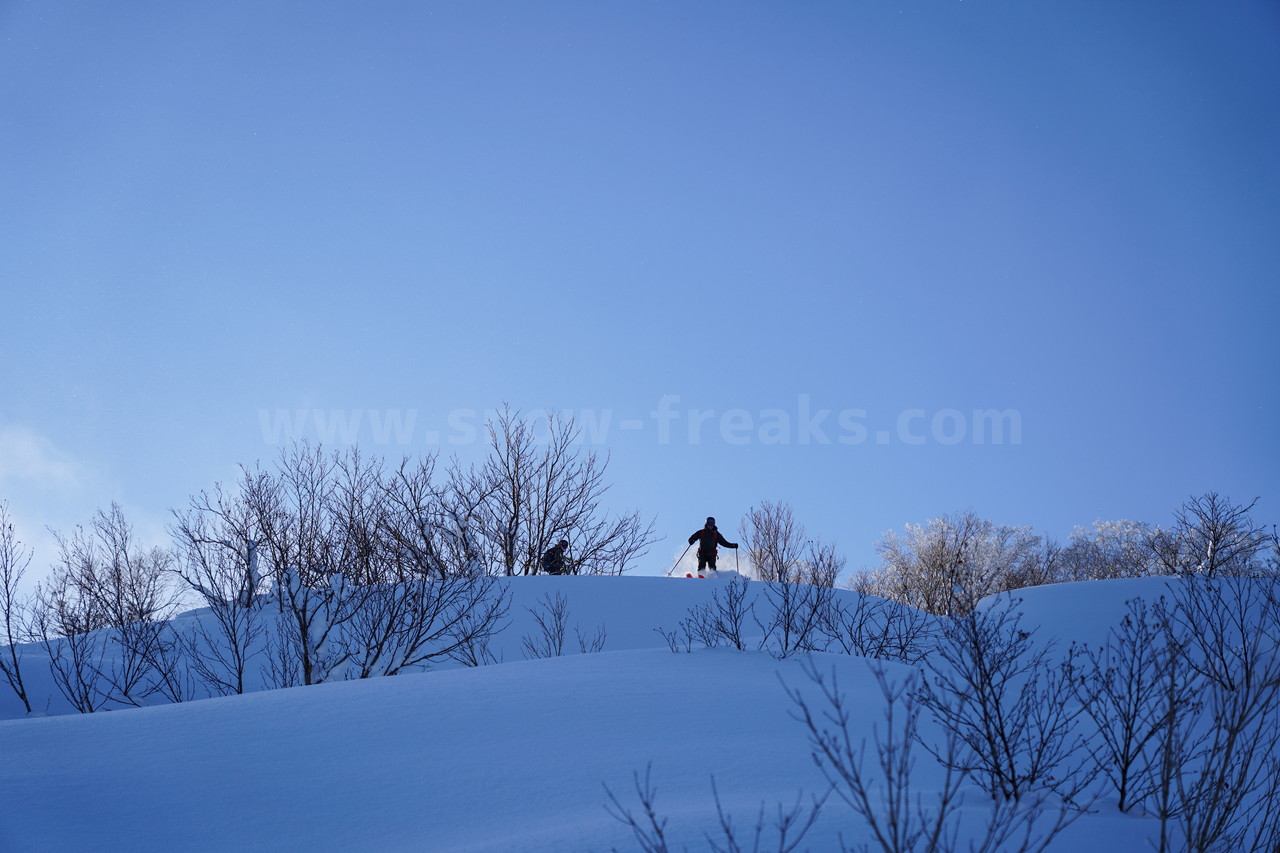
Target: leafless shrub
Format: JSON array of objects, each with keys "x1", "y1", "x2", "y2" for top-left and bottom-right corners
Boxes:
[
  {"x1": 379, "y1": 455, "x2": 494, "y2": 580},
  {"x1": 576, "y1": 623, "x2": 607, "y2": 654},
  {"x1": 1170, "y1": 667, "x2": 1280, "y2": 852},
  {"x1": 34, "y1": 613, "x2": 106, "y2": 713},
  {"x1": 604, "y1": 764, "x2": 675, "y2": 853},
  {"x1": 1168, "y1": 573, "x2": 1280, "y2": 691},
  {"x1": 447, "y1": 591, "x2": 509, "y2": 667},
  {"x1": 1240, "y1": 755, "x2": 1280, "y2": 853},
  {"x1": 740, "y1": 501, "x2": 805, "y2": 584},
  {"x1": 739, "y1": 500, "x2": 844, "y2": 587},
  {"x1": 788, "y1": 660, "x2": 1086, "y2": 853},
  {"x1": 0, "y1": 501, "x2": 34, "y2": 712},
  {"x1": 41, "y1": 503, "x2": 181, "y2": 635},
  {"x1": 143, "y1": 622, "x2": 197, "y2": 704},
  {"x1": 1142, "y1": 574, "x2": 1280, "y2": 853},
  {"x1": 31, "y1": 504, "x2": 182, "y2": 710},
  {"x1": 1069, "y1": 574, "x2": 1280, "y2": 851},
  {"x1": 787, "y1": 662, "x2": 964, "y2": 853},
  {"x1": 676, "y1": 575, "x2": 754, "y2": 652},
  {"x1": 603, "y1": 763, "x2": 825, "y2": 853},
  {"x1": 516, "y1": 590, "x2": 607, "y2": 660},
  {"x1": 344, "y1": 576, "x2": 509, "y2": 676},
  {"x1": 705, "y1": 777, "x2": 828, "y2": 853},
  {"x1": 521, "y1": 591, "x2": 571, "y2": 659},
  {"x1": 1075, "y1": 595, "x2": 1189, "y2": 813},
  {"x1": 171, "y1": 496, "x2": 267, "y2": 696},
  {"x1": 818, "y1": 593, "x2": 934, "y2": 665},
  {"x1": 248, "y1": 444, "x2": 375, "y2": 684},
  {"x1": 654, "y1": 624, "x2": 695, "y2": 654},
  {"x1": 262, "y1": 612, "x2": 303, "y2": 690},
  {"x1": 176, "y1": 444, "x2": 512, "y2": 685},
  {"x1": 755, "y1": 575, "x2": 832, "y2": 659},
  {"x1": 918, "y1": 598, "x2": 1095, "y2": 806}
]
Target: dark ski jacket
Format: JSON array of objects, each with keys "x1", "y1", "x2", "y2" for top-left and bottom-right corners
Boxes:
[
  {"x1": 541, "y1": 544, "x2": 567, "y2": 574},
  {"x1": 689, "y1": 526, "x2": 736, "y2": 556}
]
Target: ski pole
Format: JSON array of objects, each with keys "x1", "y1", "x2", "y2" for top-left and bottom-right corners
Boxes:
[{"x1": 666, "y1": 543, "x2": 693, "y2": 577}]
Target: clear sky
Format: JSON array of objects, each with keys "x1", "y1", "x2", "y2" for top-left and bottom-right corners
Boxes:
[{"x1": 2, "y1": 1, "x2": 1277, "y2": 582}]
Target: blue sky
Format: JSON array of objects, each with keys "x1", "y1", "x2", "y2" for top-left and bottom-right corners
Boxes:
[{"x1": 2, "y1": 1, "x2": 1277, "y2": 580}]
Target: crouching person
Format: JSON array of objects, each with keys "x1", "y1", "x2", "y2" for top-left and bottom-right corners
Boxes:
[{"x1": 540, "y1": 539, "x2": 572, "y2": 575}]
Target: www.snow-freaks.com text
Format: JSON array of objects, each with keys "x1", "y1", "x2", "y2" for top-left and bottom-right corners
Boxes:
[{"x1": 256, "y1": 396, "x2": 1022, "y2": 448}]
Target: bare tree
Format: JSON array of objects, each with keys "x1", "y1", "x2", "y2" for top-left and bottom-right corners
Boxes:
[
  {"x1": 604, "y1": 763, "x2": 826, "y2": 853},
  {"x1": 1241, "y1": 755, "x2": 1280, "y2": 853},
  {"x1": 787, "y1": 663, "x2": 964, "y2": 853},
  {"x1": 171, "y1": 478, "x2": 271, "y2": 696},
  {"x1": 521, "y1": 591, "x2": 572, "y2": 659},
  {"x1": 787, "y1": 660, "x2": 1086, "y2": 853},
  {"x1": 917, "y1": 597, "x2": 1095, "y2": 806},
  {"x1": 604, "y1": 764, "x2": 675, "y2": 853},
  {"x1": 1169, "y1": 572, "x2": 1280, "y2": 692},
  {"x1": 32, "y1": 504, "x2": 182, "y2": 709},
  {"x1": 804, "y1": 540, "x2": 847, "y2": 588},
  {"x1": 818, "y1": 593, "x2": 935, "y2": 665},
  {"x1": 0, "y1": 501, "x2": 34, "y2": 712},
  {"x1": 1147, "y1": 574, "x2": 1280, "y2": 853},
  {"x1": 172, "y1": 442, "x2": 516, "y2": 688},
  {"x1": 1075, "y1": 595, "x2": 1191, "y2": 812},
  {"x1": 143, "y1": 622, "x2": 197, "y2": 704},
  {"x1": 1071, "y1": 574, "x2": 1280, "y2": 851},
  {"x1": 248, "y1": 444, "x2": 376, "y2": 685},
  {"x1": 736, "y1": 501, "x2": 845, "y2": 657},
  {"x1": 31, "y1": 594, "x2": 107, "y2": 713},
  {"x1": 378, "y1": 454, "x2": 495, "y2": 581},
  {"x1": 478, "y1": 406, "x2": 656, "y2": 576},
  {"x1": 43, "y1": 503, "x2": 180, "y2": 633},
  {"x1": 738, "y1": 501, "x2": 845, "y2": 586},
  {"x1": 682, "y1": 574, "x2": 755, "y2": 651},
  {"x1": 1150, "y1": 493, "x2": 1271, "y2": 578},
  {"x1": 344, "y1": 575, "x2": 509, "y2": 677},
  {"x1": 740, "y1": 501, "x2": 806, "y2": 583},
  {"x1": 1171, "y1": 665, "x2": 1280, "y2": 853},
  {"x1": 755, "y1": 574, "x2": 832, "y2": 659}
]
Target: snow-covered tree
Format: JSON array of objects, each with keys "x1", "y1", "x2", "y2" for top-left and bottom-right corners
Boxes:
[
  {"x1": 857, "y1": 512, "x2": 1046, "y2": 616},
  {"x1": 1058, "y1": 519, "x2": 1163, "y2": 581}
]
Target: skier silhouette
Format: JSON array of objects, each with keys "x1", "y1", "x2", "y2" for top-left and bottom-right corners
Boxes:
[{"x1": 688, "y1": 517, "x2": 738, "y2": 574}]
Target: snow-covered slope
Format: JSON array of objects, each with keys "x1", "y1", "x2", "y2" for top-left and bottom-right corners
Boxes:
[{"x1": 0, "y1": 576, "x2": 1191, "y2": 851}]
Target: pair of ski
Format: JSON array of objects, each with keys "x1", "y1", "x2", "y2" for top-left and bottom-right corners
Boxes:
[{"x1": 686, "y1": 572, "x2": 716, "y2": 578}]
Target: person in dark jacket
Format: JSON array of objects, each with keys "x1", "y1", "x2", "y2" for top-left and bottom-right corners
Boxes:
[
  {"x1": 540, "y1": 539, "x2": 570, "y2": 575},
  {"x1": 688, "y1": 517, "x2": 738, "y2": 573}
]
